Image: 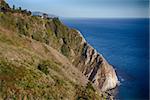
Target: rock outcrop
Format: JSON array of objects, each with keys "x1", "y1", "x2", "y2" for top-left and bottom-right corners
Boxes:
[{"x1": 73, "y1": 30, "x2": 119, "y2": 91}]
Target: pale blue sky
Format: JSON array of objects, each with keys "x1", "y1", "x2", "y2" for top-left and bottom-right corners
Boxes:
[{"x1": 6, "y1": 0, "x2": 149, "y2": 18}]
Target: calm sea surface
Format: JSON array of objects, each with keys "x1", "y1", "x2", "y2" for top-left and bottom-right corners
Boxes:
[{"x1": 61, "y1": 18, "x2": 149, "y2": 99}]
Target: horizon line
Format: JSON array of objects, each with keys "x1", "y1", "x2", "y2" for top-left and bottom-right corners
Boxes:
[{"x1": 60, "y1": 17, "x2": 150, "y2": 19}]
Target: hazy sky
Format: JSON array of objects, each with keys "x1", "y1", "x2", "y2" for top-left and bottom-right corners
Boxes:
[{"x1": 6, "y1": 0, "x2": 149, "y2": 18}]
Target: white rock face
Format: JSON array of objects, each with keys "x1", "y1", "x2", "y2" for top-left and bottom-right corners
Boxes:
[
  {"x1": 100, "y1": 62, "x2": 119, "y2": 91},
  {"x1": 75, "y1": 30, "x2": 119, "y2": 91},
  {"x1": 91, "y1": 55, "x2": 119, "y2": 91}
]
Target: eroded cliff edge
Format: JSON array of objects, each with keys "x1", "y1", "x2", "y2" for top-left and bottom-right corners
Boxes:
[
  {"x1": 45, "y1": 18, "x2": 119, "y2": 91},
  {"x1": 0, "y1": 0, "x2": 119, "y2": 96},
  {"x1": 69, "y1": 30, "x2": 119, "y2": 92}
]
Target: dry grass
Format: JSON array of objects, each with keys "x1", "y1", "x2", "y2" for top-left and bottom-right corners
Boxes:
[{"x1": 0, "y1": 1, "x2": 103, "y2": 99}]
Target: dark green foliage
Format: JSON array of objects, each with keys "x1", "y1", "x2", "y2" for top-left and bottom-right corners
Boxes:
[
  {"x1": 61, "y1": 44, "x2": 70, "y2": 57},
  {"x1": 0, "y1": 8, "x2": 83, "y2": 59},
  {"x1": 12, "y1": 5, "x2": 15, "y2": 10},
  {"x1": 37, "y1": 60, "x2": 60, "y2": 75},
  {"x1": 38, "y1": 61, "x2": 49, "y2": 75},
  {"x1": 31, "y1": 32, "x2": 43, "y2": 42},
  {"x1": 18, "y1": 7, "x2": 21, "y2": 11},
  {"x1": 31, "y1": 32, "x2": 50, "y2": 44}
]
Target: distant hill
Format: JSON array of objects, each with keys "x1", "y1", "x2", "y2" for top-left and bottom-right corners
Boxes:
[{"x1": 32, "y1": 11, "x2": 58, "y2": 18}]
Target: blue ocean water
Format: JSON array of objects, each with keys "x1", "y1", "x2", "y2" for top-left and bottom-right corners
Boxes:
[{"x1": 61, "y1": 18, "x2": 149, "y2": 99}]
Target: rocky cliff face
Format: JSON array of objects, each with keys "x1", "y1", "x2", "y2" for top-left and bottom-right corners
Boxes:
[
  {"x1": 46, "y1": 20, "x2": 119, "y2": 91},
  {"x1": 70, "y1": 30, "x2": 119, "y2": 91}
]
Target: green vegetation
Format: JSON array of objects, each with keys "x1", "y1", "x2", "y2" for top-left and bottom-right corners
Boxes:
[
  {"x1": 16, "y1": 18, "x2": 29, "y2": 36},
  {"x1": 0, "y1": 8, "x2": 83, "y2": 58},
  {"x1": 61, "y1": 44, "x2": 70, "y2": 57},
  {"x1": 0, "y1": 1, "x2": 104, "y2": 99},
  {"x1": 76, "y1": 82, "x2": 101, "y2": 100},
  {"x1": 0, "y1": 58, "x2": 68, "y2": 99},
  {"x1": 38, "y1": 62, "x2": 49, "y2": 75},
  {"x1": 37, "y1": 60, "x2": 60, "y2": 75}
]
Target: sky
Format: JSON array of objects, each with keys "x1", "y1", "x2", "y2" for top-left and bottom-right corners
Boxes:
[{"x1": 6, "y1": 0, "x2": 149, "y2": 18}]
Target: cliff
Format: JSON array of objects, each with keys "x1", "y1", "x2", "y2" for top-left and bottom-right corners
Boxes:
[
  {"x1": 0, "y1": 0, "x2": 118, "y2": 99},
  {"x1": 75, "y1": 37, "x2": 118, "y2": 91},
  {"x1": 63, "y1": 29, "x2": 119, "y2": 91}
]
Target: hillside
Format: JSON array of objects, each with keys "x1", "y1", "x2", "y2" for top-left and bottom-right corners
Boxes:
[{"x1": 0, "y1": 0, "x2": 118, "y2": 99}]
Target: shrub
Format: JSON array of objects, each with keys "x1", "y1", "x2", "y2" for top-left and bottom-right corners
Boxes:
[
  {"x1": 61, "y1": 44, "x2": 70, "y2": 57},
  {"x1": 38, "y1": 61, "x2": 49, "y2": 75},
  {"x1": 76, "y1": 82, "x2": 100, "y2": 100},
  {"x1": 16, "y1": 18, "x2": 29, "y2": 36}
]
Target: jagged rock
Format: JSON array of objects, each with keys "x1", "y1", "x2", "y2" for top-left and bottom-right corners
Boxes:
[{"x1": 75, "y1": 30, "x2": 119, "y2": 91}]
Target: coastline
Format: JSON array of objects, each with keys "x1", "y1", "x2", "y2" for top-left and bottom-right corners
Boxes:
[
  {"x1": 62, "y1": 18, "x2": 149, "y2": 99},
  {"x1": 75, "y1": 29, "x2": 119, "y2": 92}
]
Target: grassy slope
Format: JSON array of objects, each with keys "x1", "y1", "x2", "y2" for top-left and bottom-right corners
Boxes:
[{"x1": 0, "y1": 1, "x2": 103, "y2": 99}]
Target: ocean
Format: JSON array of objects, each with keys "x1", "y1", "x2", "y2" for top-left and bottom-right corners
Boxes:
[{"x1": 61, "y1": 18, "x2": 149, "y2": 99}]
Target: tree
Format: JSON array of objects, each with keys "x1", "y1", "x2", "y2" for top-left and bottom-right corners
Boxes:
[
  {"x1": 19, "y1": 7, "x2": 21, "y2": 11},
  {"x1": 13, "y1": 5, "x2": 15, "y2": 10}
]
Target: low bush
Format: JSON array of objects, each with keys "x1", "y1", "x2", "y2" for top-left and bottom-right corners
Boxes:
[{"x1": 37, "y1": 61, "x2": 49, "y2": 75}]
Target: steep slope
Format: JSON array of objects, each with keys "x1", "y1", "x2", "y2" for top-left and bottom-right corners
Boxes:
[
  {"x1": 0, "y1": 0, "x2": 118, "y2": 99},
  {"x1": 0, "y1": 17, "x2": 101, "y2": 99}
]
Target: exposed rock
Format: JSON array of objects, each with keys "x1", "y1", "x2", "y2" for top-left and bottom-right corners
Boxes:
[{"x1": 75, "y1": 30, "x2": 119, "y2": 91}]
